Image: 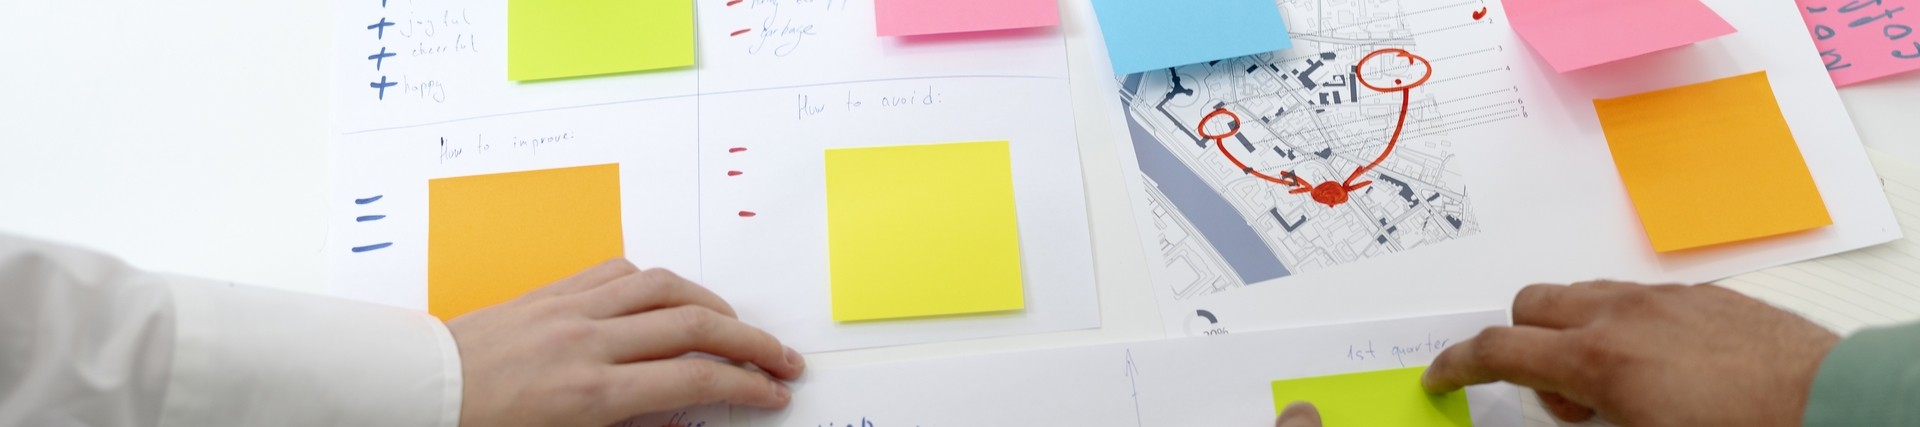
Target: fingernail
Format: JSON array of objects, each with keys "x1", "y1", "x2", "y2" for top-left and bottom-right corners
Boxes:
[
  {"x1": 773, "y1": 381, "x2": 791, "y2": 401},
  {"x1": 784, "y1": 346, "x2": 805, "y2": 369}
]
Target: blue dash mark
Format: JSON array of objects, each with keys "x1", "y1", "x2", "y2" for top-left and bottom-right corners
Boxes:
[
  {"x1": 355, "y1": 215, "x2": 386, "y2": 222},
  {"x1": 367, "y1": 18, "x2": 393, "y2": 39},
  {"x1": 351, "y1": 242, "x2": 394, "y2": 253},
  {"x1": 371, "y1": 76, "x2": 396, "y2": 100},
  {"x1": 354, "y1": 195, "x2": 384, "y2": 204}
]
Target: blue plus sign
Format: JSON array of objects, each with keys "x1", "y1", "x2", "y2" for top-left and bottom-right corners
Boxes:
[
  {"x1": 370, "y1": 76, "x2": 397, "y2": 100},
  {"x1": 367, "y1": 47, "x2": 395, "y2": 70},
  {"x1": 367, "y1": 18, "x2": 393, "y2": 39}
]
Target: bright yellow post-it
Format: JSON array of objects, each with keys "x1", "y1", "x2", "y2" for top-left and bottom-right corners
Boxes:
[
  {"x1": 507, "y1": 0, "x2": 694, "y2": 81},
  {"x1": 1594, "y1": 72, "x2": 1832, "y2": 253},
  {"x1": 1270, "y1": 367, "x2": 1473, "y2": 426},
  {"x1": 428, "y1": 164, "x2": 624, "y2": 320},
  {"x1": 824, "y1": 141, "x2": 1025, "y2": 322}
]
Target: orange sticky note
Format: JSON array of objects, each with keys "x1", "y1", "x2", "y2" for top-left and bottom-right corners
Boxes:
[
  {"x1": 1594, "y1": 72, "x2": 1832, "y2": 253},
  {"x1": 428, "y1": 164, "x2": 624, "y2": 320}
]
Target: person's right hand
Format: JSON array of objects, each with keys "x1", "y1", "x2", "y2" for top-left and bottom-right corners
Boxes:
[
  {"x1": 1422, "y1": 282, "x2": 1839, "y2": 426},
  {"x1": 446, "y1": 259, "x2": 805, "y2": 427}
]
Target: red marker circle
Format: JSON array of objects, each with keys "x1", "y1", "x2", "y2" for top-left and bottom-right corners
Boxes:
[{"x1": 1355, "y1": 48, "x2": 1433, "y2": 92}]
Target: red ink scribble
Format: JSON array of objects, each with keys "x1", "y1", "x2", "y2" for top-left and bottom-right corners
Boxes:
[
  {"x1": 727, "y1": 171, "x2": 743, "y2": 176},
  {"x1": 1201, "y1": 48, "x2": 1432, "y2": 208},
  {"x1": 730, "y1": 29, "x2": 751, "y2": 37},
  {"x1": 728, "y1": 147, "x2": 748, "y2": 153},
  {"x1": 738, "y1": 211, "x2": 757, "y2": 217},
  {"x1": 1472, "y1": 7, "x2": 1488, "y2": 21}
]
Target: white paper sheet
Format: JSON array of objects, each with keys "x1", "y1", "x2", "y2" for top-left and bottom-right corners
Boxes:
[
  {"x1": 327, "y1": 0, "x2": 1099, "y2": 352},
  {"x1": 1722, "y1": 150, "x2": 1920, "y2": 335},
  {"x1": 745, "y1": 310, "x2": 1525, "y2": 427},
  {"x1": 1088, "y1": 0, "x2": 1903, "y2": 337}
]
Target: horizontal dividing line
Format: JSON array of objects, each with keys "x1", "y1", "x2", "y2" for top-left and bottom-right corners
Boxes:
[
  {"x1": 1325, "y1": 101, "x2": 1520, "y2": 149},
  {"x1": 1329, "y1": 110, "x2": 1524, "y2": 152},
  {"x1": 1289, "y1": 1, "x2": 1479, "y2": 39},
  {"x1": 1428, "y1": 47, "x2": 1498, "y2": 64},
  {"x1": 1245, "y1": 4, "x2": 1495, "y2": 72},
  {"x1": 1420, "y1": 19, "x2": 1491, "y2": 38},
  {"x1": 1229, "y1": 87, "x2": 1516, "y2": 140},
  {"x1": 342, "y1": 74, "x2": 1064, "y2": 135},
  {"x1": 1427, "y1": 67, "x2": 1506, "y2": 86}
]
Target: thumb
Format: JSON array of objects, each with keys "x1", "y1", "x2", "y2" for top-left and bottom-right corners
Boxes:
[{"x1": 1275, "y1": 401, "x2": 1324, "y2": 427}]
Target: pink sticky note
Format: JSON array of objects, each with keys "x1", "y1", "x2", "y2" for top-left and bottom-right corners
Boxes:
[
  {"x1": 1505, "y1": 0, "x2": 1737, "y2": 72},
  {"x1": 1797, "y1": 0, "x2": 1920, "y2": 87},
  {"x1": 875, "y1": 0, "x2": 1060, "y2": 37}
]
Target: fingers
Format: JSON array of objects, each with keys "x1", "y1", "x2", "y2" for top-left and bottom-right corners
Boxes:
[
  {"x1": 601, "y1": 306, "x2": 805, "y2": 380},
  {"x1": 605, "y1": 359, "x2": 792, "y2": 416},
  {"x1": 1275, "y1": 401, "x2": 1323, "y2": 427},
  {"x1": 523, "y1": 258, "x2": 640, "y2": 299},
  {"x1": 1535, "y1": 390, "x2": 1595, "y2": 423},
  {"x1": 1423, "y1": 326, "x2": 1576, "y2": 393},
  {"x1": 573, "y1": 268, "x2": 738, "y2": 319},
  {"x1": 1512, "y1": 283, "x2": 1622, "y2": 329}
]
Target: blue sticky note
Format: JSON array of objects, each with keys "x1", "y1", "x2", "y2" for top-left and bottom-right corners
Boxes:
[{"x1": 1092, "y1": 0, "x2": 1293, "y2": 75}]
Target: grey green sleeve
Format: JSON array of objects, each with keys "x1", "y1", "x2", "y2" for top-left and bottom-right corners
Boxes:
[{"x1": 1803, "y1": 323, "x2": 1920, "y2": 426}]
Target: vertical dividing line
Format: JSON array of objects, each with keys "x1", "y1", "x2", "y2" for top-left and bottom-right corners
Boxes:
[{"x1": 694, "y1": 0, "x2": 707, "y2": 282}]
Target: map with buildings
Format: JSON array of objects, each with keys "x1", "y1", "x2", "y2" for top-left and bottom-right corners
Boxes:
[{"x1": 1119, "y1": 0, "x2": 1521, "y2": 300}]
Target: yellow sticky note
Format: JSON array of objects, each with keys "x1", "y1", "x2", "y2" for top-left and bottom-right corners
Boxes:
[
  {"x1": 507, "y1": 0, "x2": 694, "y2": 81},
  {"x1": 1270, "y1": 367, "x2": 1473, "y2": 426},
  {"x1": 428, "y1": 164, "x2": 624, "y2": 320},
  {"x1": 1594, "y1": 72, "x2": 1832, "y2": 253},
  {"x1": 825, "y1": 141, "x2": 1025, "y2": 322}
]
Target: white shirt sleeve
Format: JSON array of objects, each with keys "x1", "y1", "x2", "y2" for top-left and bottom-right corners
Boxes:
[{"x1": 0, "y1": 234, "x2": 462, "y2": 427}]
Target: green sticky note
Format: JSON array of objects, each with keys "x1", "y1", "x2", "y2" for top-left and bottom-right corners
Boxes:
[
  {"x1": 508, "y1": 0, "x2": 695, "y2": 81},
  {"x1": 1270, "y1": 367, "x2": 1473, "y2": 426},
  {"x1": 824, "y1": 141, "x2": 1026, "y2": 322}
]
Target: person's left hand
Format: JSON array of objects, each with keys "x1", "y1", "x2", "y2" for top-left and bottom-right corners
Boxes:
[{"x1": 447, "y1": 259, "x2": 805, "y2": 427}]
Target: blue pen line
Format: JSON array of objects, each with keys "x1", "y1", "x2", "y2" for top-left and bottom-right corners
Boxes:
[
  {"x1": 351, "y1": 242, "x2": 394, "y2": 253},
  {"x1": 356, "y1": 215, "x2": 387, "y2": 222},
  {"x1": 354, "y1": 195, "x2": 384, "y2": 204}
]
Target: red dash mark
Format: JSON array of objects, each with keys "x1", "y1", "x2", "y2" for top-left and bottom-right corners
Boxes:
[
  {"x1": 1203, "y1": 48, "x2": 1433, "y2": 208},
  {"x1": 1472, "y1": 7, "x2": 1488, "y2": 21},
  {"x1": 726, "y1": 0, "x2": 741, "y2": 5},
  {"x1": 730, "y1": 29, "x2": 751, "y2": 37},
  {"x1": 728, "y1": 147, "x2": 748, "y2": 153},
  {"x1": 727, "y1": 171, "x2": 743, "y2": 176},
  {"x1": 738, "y1": 211, "x2": 757, "y2": 217}
]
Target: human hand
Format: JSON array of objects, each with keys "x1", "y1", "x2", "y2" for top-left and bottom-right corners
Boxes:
[
  {"x1": 447, "y1": 259, "x2": 804, "y2": 427},
  {"x1": 1422, "y1": 282, "x2": 1837, "y2": 426},
  {"x1": 1274, "y1": 401, "x2": 1323, "y2": 427}
]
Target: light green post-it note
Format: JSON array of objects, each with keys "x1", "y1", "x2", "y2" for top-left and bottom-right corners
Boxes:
[
  {"x1": 508, "y1": 0, "x2": 694, "y2": 81},
  {"x1": 1270, "y1": 367, "x2": 1473, "y2": 426},
  {"x1": 824, "y1": 141, "x2": 1025, "y2": 322}
]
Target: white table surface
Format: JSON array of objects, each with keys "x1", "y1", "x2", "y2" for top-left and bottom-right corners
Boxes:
[{"x1": 2, "y1": 0, "x2": 1916, "y2": 370}]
